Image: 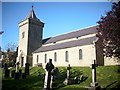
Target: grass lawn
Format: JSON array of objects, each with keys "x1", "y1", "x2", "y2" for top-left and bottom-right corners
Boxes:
[{"x1": 1, "y1": 65, "x2": 120, "y2": 90}]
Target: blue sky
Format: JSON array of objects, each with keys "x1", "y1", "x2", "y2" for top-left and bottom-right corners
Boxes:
[{"x1": 2, "y1": 2, "x2": 113, "y2": 51}]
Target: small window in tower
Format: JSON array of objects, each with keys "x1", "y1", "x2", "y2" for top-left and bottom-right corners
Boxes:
[{"x1": 22, "y1": 32, "x2": 25, "y2": 38}]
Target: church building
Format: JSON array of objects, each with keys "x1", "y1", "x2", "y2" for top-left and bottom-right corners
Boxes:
[{"x1": 17, "y1": 7, "x2": 119, "y2": 67}]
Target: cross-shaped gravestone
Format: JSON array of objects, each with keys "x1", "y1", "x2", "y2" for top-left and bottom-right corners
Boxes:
[
  {"x1": 44, "y1": 59, "x2": 54, "y2": 89},
  {"x1": 16, "y1": 62, "x2": 20, "y2": 73},
  {"x1": 90, "y1": 60, "x2": 98, "y2": 87},
  {"x1": 63, "y1": 64, "x2": 72, "y2": 85}
]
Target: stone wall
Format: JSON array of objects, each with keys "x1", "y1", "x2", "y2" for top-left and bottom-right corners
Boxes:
[
  {"x1": 33, "y1": 44, "x2": 97, "y2": 67},
  {"x1": 104, "y1": 56, "x2": 120, "y2": 65}
]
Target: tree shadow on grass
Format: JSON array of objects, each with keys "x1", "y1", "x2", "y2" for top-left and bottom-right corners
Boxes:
[
  {"x1": 103, "y1": 81, "x2": 119, "y2": 90},
  {"x1": 2, "y1": 76, "x2": 44, "y2": 90}
]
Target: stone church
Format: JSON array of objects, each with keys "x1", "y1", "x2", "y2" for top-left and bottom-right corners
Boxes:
[{"x1": 17, "y1": 7, "x2": 119, "y2": 67}]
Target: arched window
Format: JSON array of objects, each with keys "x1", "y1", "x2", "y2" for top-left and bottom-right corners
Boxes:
[
  {"x1": 54, "y1": 52, "x2": 57, "y2": 62},
  {"x1": 36, "y1": 55, "x2": 39, "y2": 63},
  {"x1": 45, "y1": 54, "x2": 47, "y2": 63},
  {"x1": 79, "y1": 49, "x2": 82, "y2": 60},
  {"x1": 65, "y1": 51, "x2": 69, "y2": 62}
]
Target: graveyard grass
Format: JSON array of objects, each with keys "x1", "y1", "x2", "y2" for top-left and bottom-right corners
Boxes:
[{"x1": 2, "y1": 65, "x2": 120, "y2": 90}]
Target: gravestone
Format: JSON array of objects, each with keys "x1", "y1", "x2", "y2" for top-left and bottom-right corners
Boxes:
[
  {"x1": 4, "y1": 63, "x2": 10, "y2": 78},
  {"x1": 63, "y1": 64, "x2": 72, "y2": 85},
  {"x1": 4, "y1": 69, "x2": 10, "y2": 78},
  {"x1": 11, "y1": 70, "x2": 15, "y2": 78},
  {"x1": 14, "y1": 72, "x2": 20, "y2": 80},
  {"x1": 74, "y1": 77, "x2": 79, "y2": 84},
  {"x1": 43, "y1": 59, "x2": 54, "y2": 90},
  {"x1": 50, "y1": 67, "x2": 59, "y2": 89},
  {"x1": 15, "y1": 62, "x2": 20, "y2": 80},
  {"x1": 19, "y1": 69, "x2": 22, "y2": 77},
  {"x1": 90, "y1": 60, "x2": 98, "y2": 87},
  {"x1": 22, "y1": 73, "x2": 26, "y2": 79},
  {"x1": 25, "y1": 63, "x2": 30, "y2": 75},
  {"x1": 15, "y1": 62, "x2": 20, "y2": 73},
  {"x1": 4, "y1": 63, "x2": 8, "y2": 70},
  {"x1": 87, "y1": 60, "x2": 100, "y2": 90},
  {"x1": 80, "y1": 75, "x2": 84, "y2": 82}
]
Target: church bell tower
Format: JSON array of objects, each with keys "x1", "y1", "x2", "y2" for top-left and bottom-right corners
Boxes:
[{"x1": 17, "y1": 6, "x2": 44, "y2": 67}]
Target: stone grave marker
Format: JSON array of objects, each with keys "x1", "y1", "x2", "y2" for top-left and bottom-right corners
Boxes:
[
  {"x1": 43, "y1": 59, "x2": 54, "y2": 90},
  {"x1": 74, "y1": 77, "x2": 79, "y2": 84},
  {"x1": 50, "y1": 67, "x2": 59, "y2": 89},
  {"x1": 11, "y1": 70, "x2": 15, "y2": 78},
  {"x1": 4, "y1": 63, "x2": 8, "y2": 71},
  {"x1": 87, "y1": 60, "x2": 100, "y2": 90},
  {"x1": 14, "y1": 62, "x2": 20, "y2": 80},
  {"x1": 80, "y1": 75, "x2": 84, "y2": 82},
  {"x1": 90, "y1": 60, "x2": 98, "y2": 87},
  {"x1": 22, "y1": 73, "x2": 26, "y2": 79},
  {"x1": 19, "y1": 69, "x2": 22, "y2": 77},
  {"x1": 25, "y1": 63, "x2": 30, "y2": 75},
  {"x1": 15, "y1": 62, "x2": 20, "y2": 73},
  {"x1": 4, "y1": 63, "x2": 10, "y2": 78},
  {"x1": 63, "y1": 64, "x2": 72, "y2": 85}
]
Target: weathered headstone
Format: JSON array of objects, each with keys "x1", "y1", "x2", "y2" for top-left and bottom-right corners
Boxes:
[
  {"x1": 90, "y1": 60, "x2": 98, "y2": 87},
  {"x1": 50, "y1": 67, "x2": 59, "y2": 89},
  {"x1": 4, "y1": 63, "x2": 8, "y2": 70},
  {"x1": 15, "y1": 62, "x2": 20, "y2": 80},
  {"x1": 4, "y1": 69, "x2": 10, "y2": 78},
  {"x1": 80, "y1": 75, "x2": 84, "y2": 82},
  {"x1": 74, "y1": 77, "x2": 79, "y2": 84},
  {"x1": 43, "y1": 59, "x2": 54, "y2": 90},
  {"x1": 14, "y1": 72, "x2": 20, "y2": 80},
  {"x1": 22, "y1": 73, "x2": 26, "y2": 79},
  {"x1": 52, "y1": 67, "x2": 59, "y2": 80},
  {"x1": 11, "y1": 70, "x2": 15, "y2": 78},
  {"x1": 19, "y1": 69, "x2": 22, "y2": 77},
  {"x1": 63, "y1": 64, "x2": 72, "y2": 85},
  {"x1": 4, "y1": 63, "x2": 10, "y2": 78},
  {"x1": 87, "y1": 60, "x2": 100, "y2": 90},
  {"x1": 15, "y1": 62, "x2": 20, "y2": 73},
  {"x1": 25, "y1": 63, "x2": 30, "y2": 75}
]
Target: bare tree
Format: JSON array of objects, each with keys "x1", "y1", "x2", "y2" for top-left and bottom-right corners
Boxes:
[{"x1": 5, "y1": 42, "x2": 17, "y2": 52}]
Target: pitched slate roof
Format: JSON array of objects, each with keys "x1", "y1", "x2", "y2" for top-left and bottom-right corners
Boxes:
[
  {"x1": 43, "y1": 25, "x2": 98, "y2": 44},
  {"x1": 26, "y1": 9, "x2": 38, "y2": 19},
  {"x1": 34, "y1": 36, "x2": 98, "y2": 53},
  {"x1": 33, "y1": 25, "x2": 98, "y2": 53}
]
